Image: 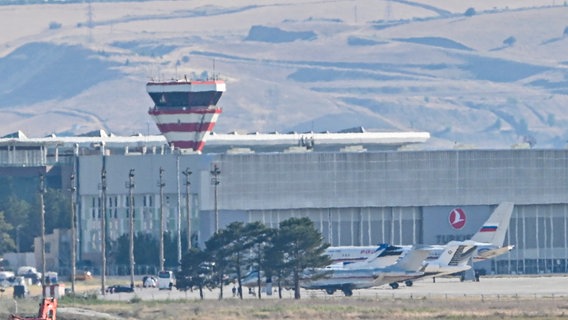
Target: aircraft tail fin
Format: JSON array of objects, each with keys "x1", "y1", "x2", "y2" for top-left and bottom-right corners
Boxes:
[
  {"x1": 363, "y1": 243, "x2": 390, "y2": 262},
  {"x1": 437, "y1": 241, "x2": 478, "y2": 267},
  {"x1": 391, "y1": 247, "x2": 431, "y2": 271},
  {"x1": 470, "y1": 202, "x2": 514, "y2": 246}
]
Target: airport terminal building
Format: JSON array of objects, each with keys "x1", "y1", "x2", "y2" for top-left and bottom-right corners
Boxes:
[{"x1": 1, "y1": 129, "x2": 568, "y2": 276}]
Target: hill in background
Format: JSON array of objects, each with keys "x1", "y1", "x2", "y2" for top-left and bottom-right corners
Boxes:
[{"x1": 1, "y1": 0, "x2": 567, "y2": 148}]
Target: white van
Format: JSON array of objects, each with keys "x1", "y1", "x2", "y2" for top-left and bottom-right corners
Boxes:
[
  {"x1": 157, "y1": 271, "x2": 174, "y2": 290},
  {"x1": 17, "y1": 266, "x2": 42, "y2": 285},
  {"x1": 0, "y1": 271, "x2": 15, "y2": 287}
]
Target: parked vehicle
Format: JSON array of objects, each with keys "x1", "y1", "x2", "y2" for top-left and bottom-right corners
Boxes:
[
  {"x1": 142, "y1": 275, "x2": 157, "y2": 288},
  {"x1": 17, "y1": 266, "x2": 42, "y2": 285},
  {"x1": 106, "y1": 285, "x2": 134, "y2": 294},
  {"x1": 74, "y1": 271, "x2": 92, "y2": 281},
  {"x1": 157, "y1": 271, "x2": 174, "y2": 290},
  {"x1": 45, "y1": 272, "x2": 58, "y2": 284},
  {"x1": 0, "y1": 271, "x2": 15, "y2": 288},
  {"x1": 12, "y1": 277, "x2": 29, "y2": 298}
]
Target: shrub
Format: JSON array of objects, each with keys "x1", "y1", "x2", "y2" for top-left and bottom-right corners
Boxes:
[{"x1": 464, "y1": 8, "x2": 476, "y2": 17}]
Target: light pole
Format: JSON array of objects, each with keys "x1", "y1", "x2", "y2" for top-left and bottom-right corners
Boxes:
[
  {"x1": 70, "y1": 173, "x2": 77, "y2": 294},
  {"x1": 176, "y1": 155, "x2": 181, "y2": 268},
  {"x1": 210, "y1": 164, "x2": 221, "y2": 233},
  {"x1": 100, "y1": 168, "x2": 107, "y2": 295},
  {"x1": 158, "y1": 167, "x2": 165, "y2": 271},
  {"x1": 39, "y1": 173, "x2": 46, "y2": 293},
  {"x1": 182, "y1": 168, "x2": 192, "y2": 250},
  {"x1": 127, "y1": 169, "x2": 135, "y2": 289}
]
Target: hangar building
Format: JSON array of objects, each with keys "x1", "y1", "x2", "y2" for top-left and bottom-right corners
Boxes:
[{"x1": 1, "y1": 129, "x2": 567, "y2": 276}]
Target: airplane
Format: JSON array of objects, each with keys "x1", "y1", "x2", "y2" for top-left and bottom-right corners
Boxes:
[
  {"x1": 325, "y1": 202, "x2": 515, "y2": 267},
  {"x1": 241, "y1": 243, "x2": 394, "y2": 289},
  {"x1": 325, "y1": 243, "x2": 404, "y2": 265},
  {"x1": 387, "y1": 240, "x2": 479, "y2": 289},
  {"x1": 244, "y1": 203, "x2": 513, "y2": 292},
  {"x1": 241, "y1": 240, "x2": 478, "y2": 294},
  {"x1": 300, "y1": 245, "x2": 431, "y2": 296},
  {"x1": 301, "y1": 240, "x2": 477, "y2": 296}
]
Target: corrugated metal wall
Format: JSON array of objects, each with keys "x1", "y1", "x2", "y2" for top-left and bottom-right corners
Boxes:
[
  {"x1": 76, "y1": 149, "x2": 568, "y2": 274},
  {"x1": 212, "y1": 150, "x2": 568, "y2": 210}
]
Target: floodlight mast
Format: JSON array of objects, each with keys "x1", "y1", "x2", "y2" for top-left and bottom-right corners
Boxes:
[
  {"x1": 210, "y1": 164, "x2": 221, "y2": 233},
  {"x1": 183, "y1": 168, "x2": 192, "y2": 250},
  {"x1": 159, "y1": 167, "x2": 165, "y2": 271},
  {"x1": 127, "y1": 169, "x2": 135, "y2": 289}
]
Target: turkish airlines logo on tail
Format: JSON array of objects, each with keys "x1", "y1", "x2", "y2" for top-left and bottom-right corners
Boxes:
[{"x1": 449, "y1": 208, "x2": 466, "y2": 230}]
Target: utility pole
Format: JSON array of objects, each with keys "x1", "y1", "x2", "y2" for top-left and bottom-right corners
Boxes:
[
  {"x1": 100, "y1": 168, "x2": 107, "y2": 295},
  {"x1": 182, "y1": 168, "x2": 192, "y2": 250},
  {"x1": 127, "y1": 169, "x2": 135, "y2": 289},
  {"x1": 158, "y1": 167, "x2": 165, "y2": 271},
  {"x1": 176, "y1": 156, "x2": 181, "y2": 268},
  {"x1": 39, "y1": 173, "x2": 46, "y2": 293},
  {"x1": 70, "y1": 173, "x2": 77, "y2": 294},
  {"x1": 210, "y1": 164, "x2": 221, "y2": 233}
]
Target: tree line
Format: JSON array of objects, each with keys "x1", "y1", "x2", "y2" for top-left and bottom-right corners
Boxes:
[
  {"x1": 177, "y1": 217, "x2": 331, "y2": 300},
  {"x1": 0, "y1": 177, "x2": 333, "y2": 301},
  {"x1": 0, "y1": 176, "x2": 187, "y2": 273},
  {"x1": 0, "y1": 176, "x2": 70, "y2": 257}
]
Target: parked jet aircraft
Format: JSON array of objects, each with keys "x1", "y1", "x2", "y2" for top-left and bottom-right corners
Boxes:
[
  {"x1": 242, "y1": 240, "x2": 478, "y2": 293},
  {"x1": 388, "y1": 239, "x2": 481, "y2": 289},
  {"x1": 244, "y1": 203, "x2": 513, "y2": 293},
  {"x1": 325, "y1": 202, "x2": 514, "y2": 266},
  {"x1": 301, "y1": 245, "x2": 431, "y2": 296},
  {"x1": 241, "y1": 244, "x2": 393, "y2": 290},
  {"x1": 302, "y1": 239, "x2": 477, "y2": 295}
]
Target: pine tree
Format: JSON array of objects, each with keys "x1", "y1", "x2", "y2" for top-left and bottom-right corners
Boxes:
[
  {"x1": 276, "y1": 217, "x2": 330, "y2": 299},
  {"x1": 177, "y1": 247, "x2": 212, "y2": 299},
  {"x1": 205, "y1": 228, "x2": 233, "y2": 300},
  {"x1": 244, "y1": 221, "x2": 275, "y2": 299}
]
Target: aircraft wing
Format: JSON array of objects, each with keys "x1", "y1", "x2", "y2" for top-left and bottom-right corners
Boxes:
[{"x1": 473, "y1": 244, "x2": 515, "y2": 262}]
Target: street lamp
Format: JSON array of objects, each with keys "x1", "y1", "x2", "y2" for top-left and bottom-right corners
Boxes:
[
  {"x1": 127, "y1": 169, "x2": 135, "y2": 289},
  {"x1": 158, "y1": 167, "x2": 165, "y2": 271},
  {"x1": 39, "y1": 173, "x2": 46, "y2": 293},
  {"x1": 182, "y1": 168, "x2": 192, "y2": 250},
  {"x1": 70, "y1": 173, "x2": 77, "y2": 294},
  {"x1": 100, "y1": 168, "x2": 107, "y2": 295},
  {"x1": 176, "y1": 155, "x2": 182, "y2": 269},
  {"x1": 210, "y1": 164, "x2": 221, "y2": 233}
]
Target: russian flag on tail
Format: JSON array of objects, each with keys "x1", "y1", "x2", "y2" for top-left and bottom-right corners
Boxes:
[{"x1": 479, "y1": 225, "x2": 498, "y2": 232}]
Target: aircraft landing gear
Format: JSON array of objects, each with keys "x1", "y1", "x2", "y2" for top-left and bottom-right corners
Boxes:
[
  {"x1": 342, "y1": 288, "x2": 353, "y2": 296},
  {"x1": 389, "y1": 282, "x2": 399, "y2": 289},
  {"x1": 325, "y1": 288, "x2": 336, "y2": 295}
]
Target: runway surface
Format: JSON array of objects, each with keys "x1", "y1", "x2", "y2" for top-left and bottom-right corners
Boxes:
[{"x1": 95, "y1": 275, "x2": 568, "y2": 301}]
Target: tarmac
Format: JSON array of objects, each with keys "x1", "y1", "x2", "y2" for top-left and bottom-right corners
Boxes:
[
  {"x1": 2, "y1": 275, "x2": 566, "y2": 320},
  {"x1": 89, "y1": 274, "x2": 568, "y2": 301}
]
